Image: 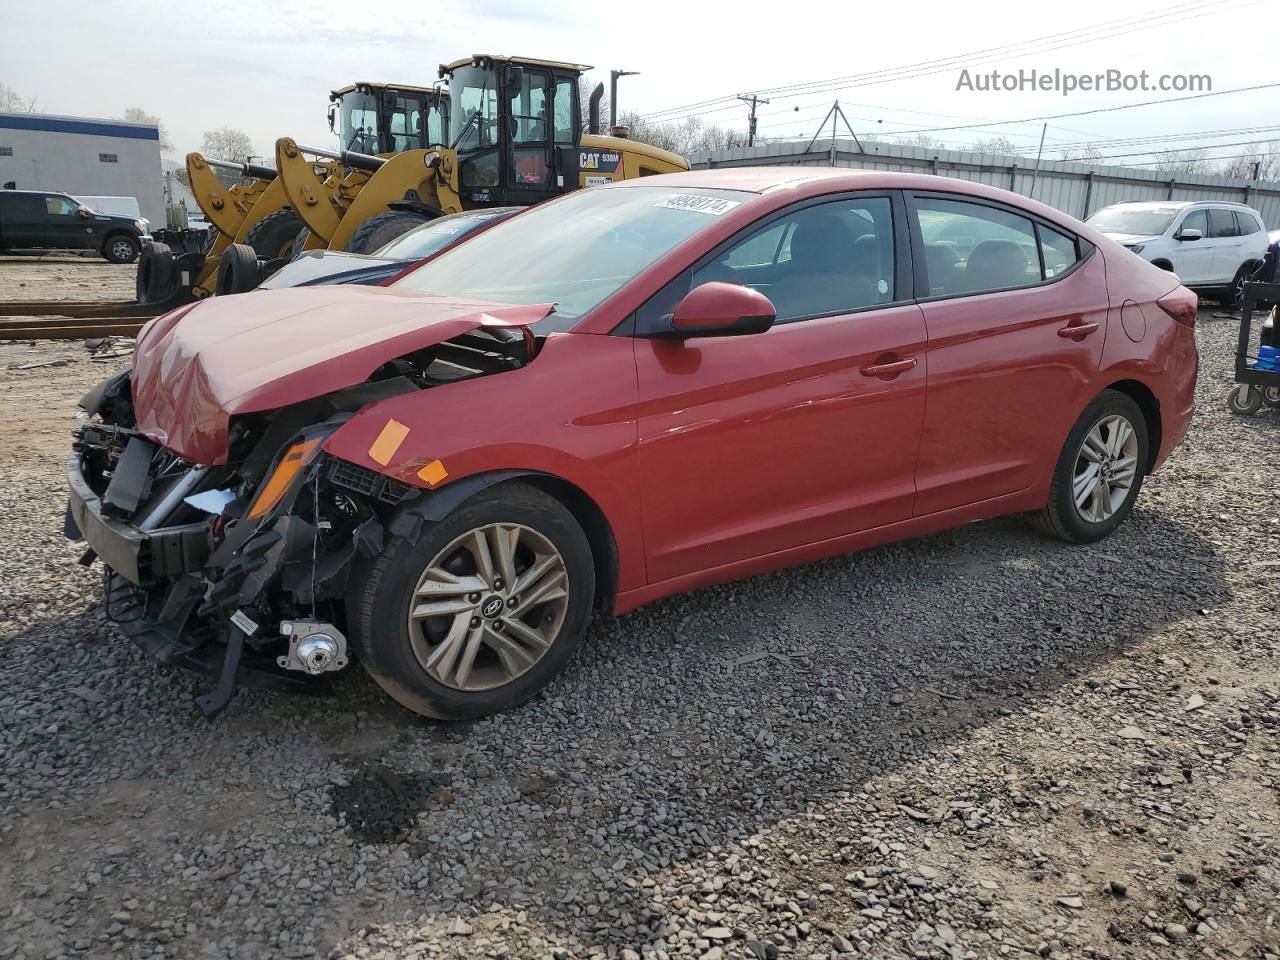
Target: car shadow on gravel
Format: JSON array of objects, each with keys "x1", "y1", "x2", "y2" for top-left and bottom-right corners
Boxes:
[{"x1": 0, "y1": 509, "x2": 1230, "y2": 954}]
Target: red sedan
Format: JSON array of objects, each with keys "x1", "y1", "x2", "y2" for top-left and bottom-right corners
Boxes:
[{"x1": 67, "y1": 168, "x2": 1199, "y2": 719}]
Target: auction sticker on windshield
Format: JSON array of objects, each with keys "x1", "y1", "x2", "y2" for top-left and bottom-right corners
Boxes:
[{"x1": 655, "y1": 195, "x2": 742, "y2": 215}]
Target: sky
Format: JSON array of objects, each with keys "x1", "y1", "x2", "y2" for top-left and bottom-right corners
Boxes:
[{"x1": 1, "y1": 0, "x2": 1277, "y2": 169}]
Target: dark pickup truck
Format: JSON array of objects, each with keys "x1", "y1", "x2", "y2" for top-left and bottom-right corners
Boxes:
[{"x1": 0, "y1": 190, "x2": 148, "y2": 263}]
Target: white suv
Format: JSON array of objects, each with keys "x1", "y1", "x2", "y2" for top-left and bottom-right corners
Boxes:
[{"x1": 1087, "y1": 200, "x2": 1269, "y2": 304}]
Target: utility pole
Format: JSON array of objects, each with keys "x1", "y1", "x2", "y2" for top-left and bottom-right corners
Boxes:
[
  {"x1": 1028, "y1": 122, "x2": 1048, "y2": 199},
  {"x1": 738, "y1": 94, "x2": 770, "y2": 147},
  {"x1": 610, "y1": 70, "x2": 639, "y2": 129}
]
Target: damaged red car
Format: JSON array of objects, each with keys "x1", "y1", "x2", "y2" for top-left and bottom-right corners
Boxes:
[{"x1": 67, "y1": 168, "x2": 1198, "y2": 719}]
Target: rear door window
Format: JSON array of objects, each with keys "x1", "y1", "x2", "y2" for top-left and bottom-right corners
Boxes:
[
  {"x1": 1038, "y1": 224, "x2": 1079, "y2": 278},
  {"x1": 914, "y1": 197, "x2": 1041, "y2": 296}
]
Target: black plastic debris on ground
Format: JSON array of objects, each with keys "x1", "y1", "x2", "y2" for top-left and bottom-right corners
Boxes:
[{"x1": 328, "y1": 760, "x2": 438, "y2": 844}]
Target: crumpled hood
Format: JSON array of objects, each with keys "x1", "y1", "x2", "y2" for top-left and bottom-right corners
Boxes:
[{"x1": 132, "y1": 285, "x2": 552, "y2": 465}]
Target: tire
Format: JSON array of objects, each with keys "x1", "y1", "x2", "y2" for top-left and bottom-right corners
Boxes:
[
  {"x1": 1032, "y1": 389, "x2": 1149, "y2": 544},
  {"x1": 103, "y1": 234, "x2": 139, "y2": 264},
  {"x1": 1222, "y1": 264, "x2": 1253, "y2": 307},
  {"x1": 343, "y1": 210, "x2": 431, "y2": 254},
  {"x1": 244, "y1": 209, "x2": 304, "y2": 260},
  {"x1": 1228, "y1": 383, "x2": 1263, "y2": 416},
  {"x1": 135, "y1": 241, "x2": 175, "y2": 303},
  {"x1": 348, "y1": 481, "x2": 595, "y2": 720},
  {"x1": 1263, "y1": 385, "x2": 1280, "y2": 408},
  {"x1": 215, "y1": 242, "x2": 262, "y2": 295}
]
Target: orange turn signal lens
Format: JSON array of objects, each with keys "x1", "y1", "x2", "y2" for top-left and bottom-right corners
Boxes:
[{"x1": 246, "y1": 436, "x2": 323, "y2": 520}]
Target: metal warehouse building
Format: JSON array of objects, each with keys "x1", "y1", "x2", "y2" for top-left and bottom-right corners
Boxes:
[{"x1": 0, "y1": 113, "x2": 164, "y2": 226}]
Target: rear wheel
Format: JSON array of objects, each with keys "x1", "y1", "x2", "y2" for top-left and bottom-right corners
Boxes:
[
  {"x1": 1032, "y1": 390, "x2": 1148, "y2": 544},
  {"x1": 1263, "y1": 385, "x2": 1280, "y2": 407},
  {"x1": 344, "y1": 210, "x2": 432, "y2": 254},
  {"x1": 103, "y1": 234, "x2": 139, "y2": 264},
  {"x1": 349, "y1": 482, "x2": 595, "y2": 719},
  {"x1": 244, "y1": 209, "x2": 304, "y2": 260},
  {"x1": 1223, "y1": 263, "x2": 1254, "y2": 306}
]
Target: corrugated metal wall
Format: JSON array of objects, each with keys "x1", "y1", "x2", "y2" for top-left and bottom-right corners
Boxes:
[{"x1": 688, "y1": 139, "x2": 1280, "y2": 228}]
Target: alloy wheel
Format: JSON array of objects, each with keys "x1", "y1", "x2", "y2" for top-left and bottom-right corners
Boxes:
[
  {"x1": 1072, "y1": 414, "x2": 1139, "y2": 523},
  {"x1": 406, "y1": 523, "x2": 569, "y2": 691}
]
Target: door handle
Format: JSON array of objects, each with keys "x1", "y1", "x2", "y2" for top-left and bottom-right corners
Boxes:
[
  {"x1": 860, "y1": 356, "x2": 917, "y2": 379},
  {"x1": 1057, "y1": 321, "x2": 1099, "y2": 339}
]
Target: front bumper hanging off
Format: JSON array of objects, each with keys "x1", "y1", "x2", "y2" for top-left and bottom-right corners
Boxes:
[{"x1": 65, "y1": 445, "x2": 341, "y2": 712}]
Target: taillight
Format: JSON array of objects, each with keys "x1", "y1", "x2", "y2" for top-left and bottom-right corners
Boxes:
[{"x1": 1156, "y1": 287, "x2": 1198, "y2": 329}]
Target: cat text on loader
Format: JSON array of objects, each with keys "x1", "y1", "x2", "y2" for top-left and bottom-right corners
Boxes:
[{"x1": 311, "y1": 55, "x2": 688, "y2": 254}]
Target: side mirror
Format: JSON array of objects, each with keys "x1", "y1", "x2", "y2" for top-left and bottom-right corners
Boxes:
[
  {"x1": 505, "y1": 64, "x2": 525, "y2": 90},
  {"x1": 382, "y1": 88, "x2": 399, "y2": 109},
  {"x1": 1177, "y1": 227, "x2": 1202, "y2": 241},
  {"x1": 669, "y1": 282, "x2": 776, "y2": 338},
  {"x1": 327, "y1": 102, "x2": 337, "y2": 134}
]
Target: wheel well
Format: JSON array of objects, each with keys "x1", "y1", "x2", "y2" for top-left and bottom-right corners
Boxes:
[
  {"x1": 102, "y1": 230, "x2": 137, "y2": 248},
  {"x1": 1105, "y1": 379, "x2": 1162, "y2": 472},
  {"x1": 518, "y1": 474, "x2": 619, "y2": 611}
]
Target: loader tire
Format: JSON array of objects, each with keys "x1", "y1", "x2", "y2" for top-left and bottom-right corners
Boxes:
[
  {"x1": 215, "y1": 243, "x2": 262, "y2": 295},
  {"x1": 136, "y1": 241, "x2": 176, "y2": 304},
  {"x1": 245, "y1": 209, "x2": 304, "y2": 260},
  {"x1": 344, "y1": 211, "x2": 432, "y2": 254}
]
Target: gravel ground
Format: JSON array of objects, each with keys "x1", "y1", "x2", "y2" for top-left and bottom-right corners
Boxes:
[{"x1": 0, "y1": 258, "x2": 1277, "y2": 960}]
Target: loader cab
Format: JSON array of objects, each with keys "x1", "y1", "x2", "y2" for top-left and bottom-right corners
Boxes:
[
  {"x1": 442, "y1": 55, "x2": 587, "y2": 206},
  {"x1": 329, "y1": 83, "x2": 449, "y2": 156}
]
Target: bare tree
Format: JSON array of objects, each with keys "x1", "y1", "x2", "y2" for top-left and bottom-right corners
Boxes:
[
  {"x1": 0, "y1": 82, "x2": 39, "y2": 113},
  {"x1": 120, "y1": 107, "x2": 173, "y2": 153},
  {"x1": 1216, "y1": 141, "x2": 1280, "y2": 181},
  {"x1": 616, "y1": 110, "x2": 748, "y2": 155},
  {"x1": 970, "y1": 135, "x2": 1020, "y2": 157},
  {"x1": 894, "y1": 132, "x2": 947, "y2": 151},
  {"x1": 1153, "y1": 147, "x2": 1211, "y2": 175},
  {"x1": 1058, "y1": 144, "x2": 1104, "y2": 162},
  {"x1": 200, "y1": 127, "x2": 253, "y2": 163}
]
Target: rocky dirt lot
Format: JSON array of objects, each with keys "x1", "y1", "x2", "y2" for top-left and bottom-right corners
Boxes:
[{"x1": 0, "y1": 257, "x2": 1277, "y2": 960}]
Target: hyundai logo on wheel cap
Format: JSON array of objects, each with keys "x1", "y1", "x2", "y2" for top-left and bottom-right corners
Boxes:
[{"x1": 481, "y1": 596, "x2": 505, "y2": 619}]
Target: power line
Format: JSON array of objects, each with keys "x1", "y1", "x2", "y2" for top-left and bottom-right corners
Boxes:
[{"x1": 640, "y1": 0, "x2": 1250, "y2": 122}]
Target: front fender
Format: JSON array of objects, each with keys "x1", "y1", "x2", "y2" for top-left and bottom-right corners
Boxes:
[{"x1": 319, "y1": 332, "x2": 645, "y2": 590}]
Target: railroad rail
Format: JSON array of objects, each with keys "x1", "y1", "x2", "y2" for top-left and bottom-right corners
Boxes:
[{"x1": 0, "y1": 314, "x2": 153, "y2": 341}]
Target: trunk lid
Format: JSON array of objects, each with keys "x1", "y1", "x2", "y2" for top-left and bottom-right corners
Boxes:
[{"x1": 132, "y1": 285, "x2": 552, "y2": 465}]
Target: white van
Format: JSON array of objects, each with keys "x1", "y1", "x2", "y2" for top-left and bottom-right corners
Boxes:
[{"x1": 75, "y1": 195, "x2": 149, "y2": 233}]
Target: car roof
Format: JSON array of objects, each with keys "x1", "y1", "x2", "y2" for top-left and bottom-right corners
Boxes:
[
  {"x1": 1101, "y1": 199, "x2": 1257, "y2": 211},
  {"x1": 603, "y1": 166, "x2": 1086, "y2": 227}
]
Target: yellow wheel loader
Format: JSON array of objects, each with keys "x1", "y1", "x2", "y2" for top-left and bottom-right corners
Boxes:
[
  {"x1": 276, "y1": 83, "x2": 448, "y2": 251},
  {"x1": 137, "y1": 83, "x2": 449, "y2": 304},
  {"x1": 317, "y1": 55, "x2": 688, "y2": 253}
]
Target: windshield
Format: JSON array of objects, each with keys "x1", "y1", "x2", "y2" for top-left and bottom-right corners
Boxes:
[
  {"x1": 337, "y1": 91, "x2": 379, "y2": 153},
  {"x1": 448, "y1": 65, "x2": 499, "y2": 150},
  {"x1": 1086, "y1": 207, "x2": 1178, "y2": 237},
  {"x1": 393, "y1": 187, "x2": 754, "y2": 330},
  {"x1": 373, "y1": 210, "x2": 512, "y2": 258}
]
